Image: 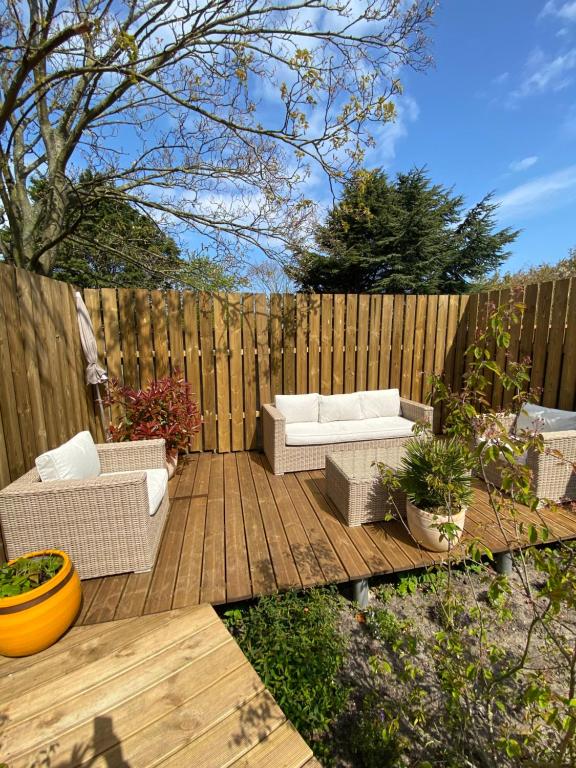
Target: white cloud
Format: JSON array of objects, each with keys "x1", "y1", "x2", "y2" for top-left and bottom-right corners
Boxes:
[
  {"x1": 510, "y1": 46, "x2": 576, "y2": 101},
  {"x1": 492, "y1": 71, "x2": 510, "y2": 85},
  {"x1": 509, "y1": 156, "x2": 539, "y2": 172},
  {"x1": 496, "y1": 164, "x2": 576, "y2": 218},
  {"x1": 365, "y1": 94, "x2": 420, "y2": 165},
  {"x1": 540, "y1": 1, "x2": 576, "y2": 22}
]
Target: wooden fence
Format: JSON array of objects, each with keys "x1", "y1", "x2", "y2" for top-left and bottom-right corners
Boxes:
[{"x1": 0, "y1": 264, "x2": 575, "y2": 490}]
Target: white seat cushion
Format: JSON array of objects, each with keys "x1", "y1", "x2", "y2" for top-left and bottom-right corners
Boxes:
[
  {"x1": 319, "y1": 393, "x2": 363, "y2": 423},
  {"x1": 285, "y1": 416, "x2": 415, "y2": 446},
  {"x1": 516, "y1": 403, "x2": 576, "y2": 433},
  {"x1": 102, "y1": 468, "x2": 168, "y2": 516},
  {"x1": 275, "y1": 393, "x2": 319, "y2": 423},
  {"x1": 36, "y1": 431, "x2": 101, "y2": 482},
  {"x1": 360, "y1": 389, "x2": 401, "y2": 419}
]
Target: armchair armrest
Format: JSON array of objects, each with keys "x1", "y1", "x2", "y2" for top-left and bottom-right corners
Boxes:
[
  {"x1": 96, "y1": 439, "x2": 166, "y2": 472},
  {"x1": 399, "y1": 398, "x2": 434, "y2": 427},
  {"x1": 262, "y1": 404, "x2": 286, "y2": 475}
]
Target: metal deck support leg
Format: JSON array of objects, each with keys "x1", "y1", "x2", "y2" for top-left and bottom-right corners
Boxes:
[
  {"x1": 494, "y1": 552, "x2": 513, "y2": 576},
  {"x1": 352, "y1": 579, "x2": 370, "y2": 609}
]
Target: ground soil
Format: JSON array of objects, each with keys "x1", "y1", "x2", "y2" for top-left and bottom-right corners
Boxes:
[{"x1": 323, "y1": 551, "x2": 576, "y2": 768}]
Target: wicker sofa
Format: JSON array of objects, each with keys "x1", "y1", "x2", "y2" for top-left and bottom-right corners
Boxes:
[
  {"x1": 263, "y1": 389, "x2": 433, "y2": 475},
  {"x1": 0, "y1": 438, "x2": 170, "y2": 579},
  {"x1": 481, "y1": 405, "x2": 576, "y2": 505}
]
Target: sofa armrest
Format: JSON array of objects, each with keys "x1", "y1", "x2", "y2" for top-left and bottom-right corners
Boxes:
[
  {"x1": 262, "y1": 404, "x2": 286, "y2": 475},
  {"x1": 0, "y1": 471, "x2": 149, "y2": 502},
  {"x1": 96, "y1": 439, "x2": 166, "y2": 472},
  {"x1": 400, "y1": 398, "x2": 434, "y2": 427}
]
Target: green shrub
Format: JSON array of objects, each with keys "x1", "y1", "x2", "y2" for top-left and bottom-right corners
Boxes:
[
  {"x1": 350, "y1": 691, "x2": 405, "y2": 768},
  {"x1": 224, "y1": 588, "x2": 350, "y2": 747}
]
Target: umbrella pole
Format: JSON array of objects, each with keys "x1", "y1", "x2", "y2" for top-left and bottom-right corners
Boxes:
[{"x1": 93, "y1": 383, "x2": 111, "y2": 442}]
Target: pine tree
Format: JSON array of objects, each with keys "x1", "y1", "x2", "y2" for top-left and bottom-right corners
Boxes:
[{"x1": 289, "y1": 169, "x2": 519, "y2": 294}]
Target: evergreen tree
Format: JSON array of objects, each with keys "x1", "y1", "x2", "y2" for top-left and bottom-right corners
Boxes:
[{"x1": 289, "y1": 169, "x2": 519, "y2": 294}]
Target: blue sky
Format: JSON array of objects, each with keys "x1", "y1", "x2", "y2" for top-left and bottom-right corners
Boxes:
[{"x1": 304, "y1": 0, "x2": 576, "y2": 274}]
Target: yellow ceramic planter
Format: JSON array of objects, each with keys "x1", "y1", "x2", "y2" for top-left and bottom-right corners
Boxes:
[
  {"x1": 0, "y1": 549, "x2": 82, "y2": 657},
  {"x1": 407, "y1": 502, "x2": 466, "y2": 552}
]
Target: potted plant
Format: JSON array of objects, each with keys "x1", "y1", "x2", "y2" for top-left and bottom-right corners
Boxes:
[
  {"x1": 106, "y1": 370, "x2": 201, "y2": 477},
  {"x1": 0, "y1": 549, "x2": 82, "y2": 657},
  {"x1": 383, "y1": 436, "x2": 474, "y2": 552}
]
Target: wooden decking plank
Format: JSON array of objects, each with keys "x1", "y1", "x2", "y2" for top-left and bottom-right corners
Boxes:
[
  {"x1": 228, "y1": 721, "x2": 312, "y2": 767},
  {"x1": 4, "y1": 616, "x2": 228, "y2": 763},
  {"x1": 114, "y1": 571, "x2": 154, "y2": 620},
  {"x1": 173, "y1": 453, "x2": 199, "y2": 498},
  {"x1": 298, "y1": 471, "x2": 372, "y2": 580},
  {"x1": 157, "y1": 689, "x2": 285, "y2": 768},
  {"x1": 2, "y1": 610, "x2": 202, "y2": 725},
  {"x1": 201, "y1": 454, "x2": 227, "y2": 604},
  {"x1": 250, "y1": 453, "x2": 302, "y2": 591},
  {"x1": 0, "y1": 618, "x2": 139, "y2": 697},
  {"x1": 82, "y1": 574, "x2": 128, "y2": 625},
  {"x1": 363, "y1": 521, "x2": 426, "y2": 572},
  {"x1": 223, "y1": 453, "x2": 252, "y2": 602},
  {"x1": 144, "y1": 497, "x2": 189, "y2": 615},
  {"x1": 265, "y1": 470, "x2": 326, "y2": 588},
  {"x1": 95, "y1": 664, "x2": 271, "y2": 768},
  {"x1": 237, "y1": 452, "x2": 276, "y2": 597},
  {"x1": 75, "y1": 577, "x2": 102, "y2": 624},
  {"x1": 282, "y1": 473, "x2": 349, "y2": 584}
]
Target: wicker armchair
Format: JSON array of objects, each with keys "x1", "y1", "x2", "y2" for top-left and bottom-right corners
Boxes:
[
  {"x1": 481, "y1": 415, "x2": 576, "y2": 505},
  {"x1": 263, "y1": 397, "x2": 433, "y2": 475},
  {"x1": 0, "y1": 439, "x2": 170, "y2": 579}
]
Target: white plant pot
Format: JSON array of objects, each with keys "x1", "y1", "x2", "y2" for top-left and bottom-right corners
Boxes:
[{"x1": 406, "y1": 501, "x2": 466, "y2": 552}]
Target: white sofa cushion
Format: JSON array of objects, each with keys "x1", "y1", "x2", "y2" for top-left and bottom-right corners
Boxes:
[
  {"x1": 516, "y1": 403, "x2": 576, "y2": 434},
  {"x1": 360, "y1": 389, "x2": 401, "y2": 419},
  {"x1": 36, "y1": 431, "x2": 101, "y2": 482},
  {"x1": 275, "y1": 393, "x2": 319, "y2": 423},
  {"x1": 102, "y1": 468, "x2": 168, "y2": 516},
  {"x1": 285, "y1": 416, "x2": 415, "y2": 446},
  {"x1": 319, "y1": 393, "x2": 363, "y2": 423}
]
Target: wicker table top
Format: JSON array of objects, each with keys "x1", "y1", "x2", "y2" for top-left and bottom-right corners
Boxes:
[{"x1": 327, "y1": 445, "x2": 407, "y2": 482}]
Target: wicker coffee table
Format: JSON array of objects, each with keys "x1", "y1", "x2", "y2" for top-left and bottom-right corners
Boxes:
[{"x1": 325, "y1": 445, "x2": 407, "y2": 526}]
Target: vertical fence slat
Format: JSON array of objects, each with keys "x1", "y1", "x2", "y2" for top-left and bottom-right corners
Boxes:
[
  {"x1": 558, "y1": 279, "x2": 576, "y2": 410},
  {"x1": 199, "y1": 293, "x2": 217, "y2": 451},
  {"x1": 356, "y1": 295, "x2": 370, "y2": 392},
  {"x1": 389, "y1": 295, "x2": 405, "y2": 390},
  {"x1": 344, "y1": 294, "x2": 358, "y2": 393},
  {"x1": 59, "y1": 281, "x2": 85, "y2": 434},
  {"x1": 332, "y1": 294, "x2": 345, "y2": 394},
  {"x1": 101, "y1": 287, "x2": 122, "y2": 425},
  {"x1": 320, "y1": 294, "x2": 333, "y2": 395},
  {"x1": 183, "y1": 292, "x2": 202, "y2": 452},
  {"x1": 530, "y1": 281, "x2": 554, "y2": 401},
  {"x1": 228, "y1": 293, "x2": 244, "y2": 451},
  {"x1": 422, "y1": 294, "x2": 438, "y2": 404},
  {"x1": 518, "y1": 283, "x2": 538, "y2": 399},
  {"x1": 378, "y1": 295, "x2": 393, "y2": 389},
  {"x1": 283, "y1": 294, "x2": 296, "y2": 396},
  {"x1": 0, "y1": 268, "x2": 26, "y2": 477},
  {"x1": 214, "y1": 294, "x2": 231, "y2": 453},
  {"x1": 451, "y1": 295, "x2": 470, "y2": 398},
  {"x1": 308, "y1": 294, "x2": 321, "y2": 393},
  {"x1": 542, "y1": 279, "x2": 570, "y2": 408},
  {"x1": 269, "y1": 294, "x2": 283, "y2": 399},
  {"x1": 255, "y1": 294, "x2": 271, "y2": 423},
  {"x1": 367, "y1": 295, "x2": 381, "y2": 391},
  {"x1": 134, "y1": 289, "x2": 154, "y2": 387},
  {"x1": 502, "y1": 287, "x2": 525, "y2": 410},
  {"x1": 150, "y1": 290, "x2": 169, "y2": 379},
  {"x1": 242, "y1": 294, "x2": 258, "y2": 449},
  {"x1": 411, "y1": 295, "x2": 428, "y2": 402},
  {"x1": 401, "y1": 295, "x2": 416, "y2": 399},
  {"x1": 46, "y1": 278, "x2": 71, "y2": 444},
  {"x1": 118, "y1": 289, "x2": 138, "y2": 388},
  {"x1": 167, "y1": 290, "x2": 184, "y2": 376},
  {"x1": 296, "y1": 294, "x2": 308, "y2": 395}
]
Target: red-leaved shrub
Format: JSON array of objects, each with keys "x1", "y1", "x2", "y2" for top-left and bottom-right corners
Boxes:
[{"x1": 105, "y1": 371, "x2": 201, "y2": 457}]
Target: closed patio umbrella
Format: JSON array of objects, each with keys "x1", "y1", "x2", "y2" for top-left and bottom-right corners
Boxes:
[{"x1": 75, "y1": 291, "x2": 109, "y2": 438}]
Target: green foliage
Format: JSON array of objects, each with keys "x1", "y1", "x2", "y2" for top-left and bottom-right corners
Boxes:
[
  {"x1": 0, "y1": 554, "x2": 63, "y2": 597},
  {"x1": 223, "y1": 588, "x2": 350, "y2": 752},
  {"x1": 349, "y1": 691, "x2": 405, "y2": 768},
  {"x1": 386, "y1": 435, "x2": 474, "y2": 514},
  {"x1": 481, "y1": 246, "x2": 576, "y2": 290},
  {"x1": 288, "y1": 168, "x2": 518, "y2": 294},
  {"x1": 27, "y1": 172, "x2": 240, "y2": 291}
]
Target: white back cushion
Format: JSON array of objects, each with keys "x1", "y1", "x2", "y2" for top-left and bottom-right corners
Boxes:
[
  {"x1": 319, "y1": 393, "x2": 363, "y2": 423},
  {"x1": 275, "y1": 393, "x2": 319, "y2": 423},
  {"x1": 516, "y1": 403, "x2": 576, "y2": 433},
  {"x1": 36, "y1": 431, "x2": 101, "y2": 481},
  {"x1": 360, "y1": 389, "x2": 401, "y2": 418}
]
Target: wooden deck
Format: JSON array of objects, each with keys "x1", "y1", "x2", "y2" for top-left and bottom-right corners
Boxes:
[
  {"x1": 0, "y1": 604, "x2": 319, "y2": 768},
  {"x1": 77, "y1": 452, "x2": 576, "y2": 626}
]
